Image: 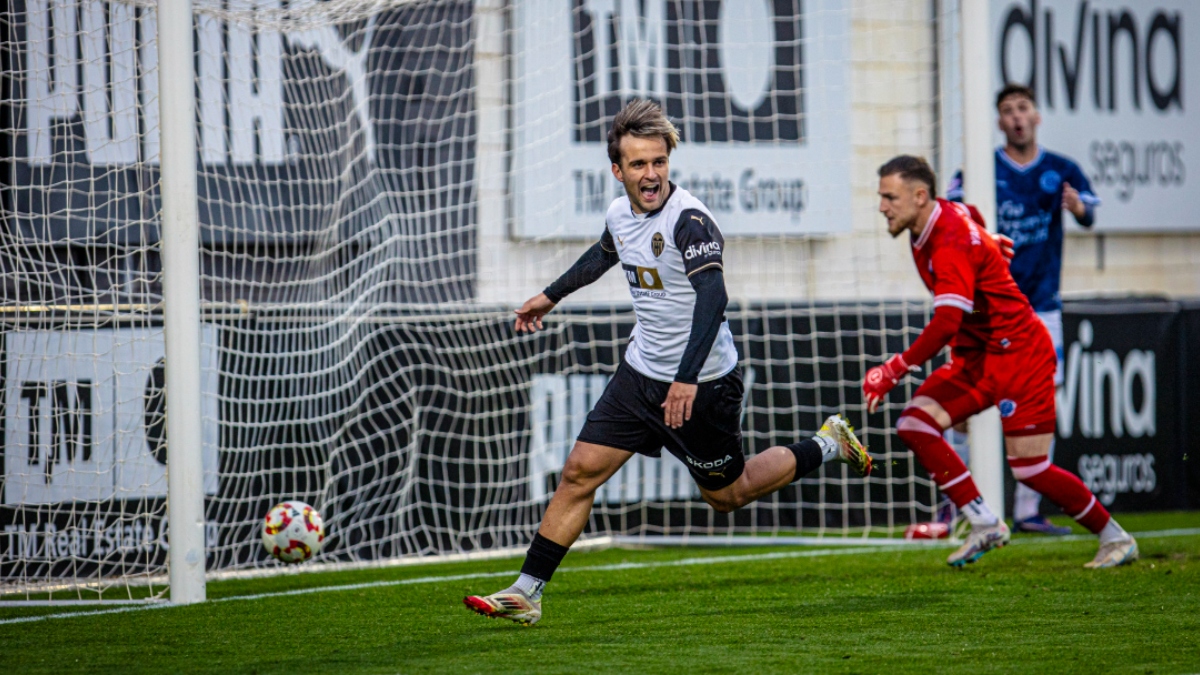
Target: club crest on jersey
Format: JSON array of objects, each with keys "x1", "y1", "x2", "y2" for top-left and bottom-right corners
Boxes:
[
  {"x1": 652, "y1": 232, "x2": 665, "y2": 257},
  {"x1": 623, "y1": 263, "x2": 664, "y2": 290},
  {"x1": 1039, "y1": 170, "x2": 1062, "y2": 194},
  {"x1": 999, "y1": 399, "x2": 1017, "y2": 418}
]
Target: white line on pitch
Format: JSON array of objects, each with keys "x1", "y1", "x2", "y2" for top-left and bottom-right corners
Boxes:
[{"x1": 2, "y1": 526, "x2": 1197, "y2": 627}]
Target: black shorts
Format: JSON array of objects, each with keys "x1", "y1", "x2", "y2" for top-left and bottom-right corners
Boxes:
[{"x1": 576, "y1": 362, "x2": 745, "y2": 491}]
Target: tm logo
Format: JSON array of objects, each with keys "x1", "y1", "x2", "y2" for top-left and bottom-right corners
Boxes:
[{"x1": 18, "y1": 380, "x2": 94, "y2": 483}]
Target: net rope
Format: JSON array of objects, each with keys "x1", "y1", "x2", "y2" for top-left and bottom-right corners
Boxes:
[{"x1": 1, "y1": 0, "x2": 948, "y2": 599}]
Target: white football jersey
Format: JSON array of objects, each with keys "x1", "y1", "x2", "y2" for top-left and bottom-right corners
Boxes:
[{"x1": 604, "y1": 184, "x2": 738, "y2": 383}]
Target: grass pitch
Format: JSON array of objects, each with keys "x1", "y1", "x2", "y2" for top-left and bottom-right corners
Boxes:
[{"x1": 2, "y1": 511, "x2": 1198, "y2": 674}]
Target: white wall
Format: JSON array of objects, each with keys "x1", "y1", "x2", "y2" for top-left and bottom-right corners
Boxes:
[{"x1": 476, "y1": 0, "x2": 1200, "y2": 307}]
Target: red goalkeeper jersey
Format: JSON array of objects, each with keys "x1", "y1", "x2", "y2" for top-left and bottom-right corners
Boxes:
[{"x1": 911, "y1": 198, "x2": 1041, "y2": 353}]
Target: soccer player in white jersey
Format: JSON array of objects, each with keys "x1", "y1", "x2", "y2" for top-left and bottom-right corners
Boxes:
[{"x1": 463, "y1": 100, "x2": 872, "y2": 626}]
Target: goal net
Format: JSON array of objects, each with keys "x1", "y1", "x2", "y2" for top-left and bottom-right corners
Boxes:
[{"x1": 1, "y1": 0, "x2": 956, "y2": 600}]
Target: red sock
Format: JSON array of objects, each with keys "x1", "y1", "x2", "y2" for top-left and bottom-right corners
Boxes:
[
  {"x1": 1008, "y1": 455, "x2": 1111, "y2": 533},
  {"x1": 897, "y1": 408, "x2": 980, "y2": 507}
]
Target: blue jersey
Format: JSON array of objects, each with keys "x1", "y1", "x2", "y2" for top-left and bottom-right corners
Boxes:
[{"x1": 947, "y1": 147, "x2": 1099, "y2": 312}]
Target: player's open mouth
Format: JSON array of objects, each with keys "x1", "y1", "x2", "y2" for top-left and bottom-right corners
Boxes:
[{"x1": 640, "y1": 183, "x2": 660, "y2": 201}]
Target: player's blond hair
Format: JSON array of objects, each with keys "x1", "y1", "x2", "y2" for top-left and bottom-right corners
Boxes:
[{"x1": 607, "y1": 99, "x2": 679, "y2": 166}]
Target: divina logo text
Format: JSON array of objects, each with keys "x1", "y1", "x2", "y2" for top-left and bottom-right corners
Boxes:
[{"x1": 684, "y1": 242, "x2": 721, "y2": 260}]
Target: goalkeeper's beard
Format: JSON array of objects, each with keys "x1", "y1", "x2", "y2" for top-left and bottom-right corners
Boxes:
[{"x1": 886, "y1": 216, "x2": 913, "y2": 238}]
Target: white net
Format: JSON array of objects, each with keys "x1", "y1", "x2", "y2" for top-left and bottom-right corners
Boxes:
[{"x1": 1, "y1": 0, "x2": 952, "y2": 599}]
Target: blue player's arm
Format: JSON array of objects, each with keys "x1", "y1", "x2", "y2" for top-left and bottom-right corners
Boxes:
[
  {"x1": 946, "y1": 170, "x2": 965, "y2": 202},
  {"x1": 1064, "y1": 160, "x2": 1100, "y2": 228}
]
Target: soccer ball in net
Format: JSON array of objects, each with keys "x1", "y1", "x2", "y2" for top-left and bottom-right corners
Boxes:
[{"x1": 262, "y1": 501, "x2": 325, "y2": 563}]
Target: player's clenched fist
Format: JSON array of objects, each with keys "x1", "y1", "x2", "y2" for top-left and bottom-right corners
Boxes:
[{"x1": 863, "y1": 354, "x2": 918, "y2": 414}]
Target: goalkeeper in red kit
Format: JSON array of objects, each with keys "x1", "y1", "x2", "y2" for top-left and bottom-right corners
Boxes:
[{"x1": 864, "y1": 155, "x2": 1137, "y2": 568}]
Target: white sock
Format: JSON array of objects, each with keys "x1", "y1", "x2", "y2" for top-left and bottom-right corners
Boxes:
[
  {"x1": 961, "y1": 497, "x2": 1000, "y2": 528},
  {"x1": 813, "y1": 433, "x2": 840, "y2": 463},
  {"x1": 1099, "y1": 519, "x2": 1131, "y2": 545},
  {"x1": 512, "y1": 573, "x2": 546, "y2": 601}
]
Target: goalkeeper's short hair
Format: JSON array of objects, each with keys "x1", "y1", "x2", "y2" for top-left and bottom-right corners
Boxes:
[{"x1": 878, "y1": 155, "x2": 937, "y2": 198}]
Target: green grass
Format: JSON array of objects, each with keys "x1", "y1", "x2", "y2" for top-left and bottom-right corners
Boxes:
[{"x1": 2, "y1": 511, "x2": 1198, "y2": 674}]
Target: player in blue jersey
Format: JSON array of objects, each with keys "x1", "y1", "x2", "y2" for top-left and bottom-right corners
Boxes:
[{"x1": 944, "y1": 83, "x2": 1100, "y2": 536}]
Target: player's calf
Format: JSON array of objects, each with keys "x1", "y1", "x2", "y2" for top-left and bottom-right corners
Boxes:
[{"x1": 1008, "y1": 454, "x2": 1138, "y2": 568}]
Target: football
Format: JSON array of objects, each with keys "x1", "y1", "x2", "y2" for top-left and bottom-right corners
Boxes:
[{"x1": 262, "y1": 501, "x2": 325, "y2": 563}]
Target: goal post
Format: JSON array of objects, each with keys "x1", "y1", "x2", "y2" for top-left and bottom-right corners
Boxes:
[
  {"x1": 157, "y1": 0, "x2": 207, "y2": 605},
  {"x1": 960, "y1": 0, "x2": 1005, "y2": 516},
  {"x1": 1, "y1": 0, "x2": 973, "y2": 602}
]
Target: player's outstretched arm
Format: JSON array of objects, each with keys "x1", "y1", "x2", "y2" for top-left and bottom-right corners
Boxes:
[
  {"x1": 514, "y1": 293, "x2": 557, "y2": 333},
  {"x1": 517, "y1": 233, "x2": 620, "y2": 333},
  {"x1": 863, "y1": 306, "x2": 964, "y2": 413}
]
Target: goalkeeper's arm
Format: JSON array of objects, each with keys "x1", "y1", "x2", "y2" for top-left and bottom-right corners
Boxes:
[{"x1": 863, "y1": 306, "x2": 964, "y2": 413}]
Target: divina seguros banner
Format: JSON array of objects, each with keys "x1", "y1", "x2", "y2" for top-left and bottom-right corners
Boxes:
[{"x1": 990, "y1": 0, "x2": 1197, "y2": 232}]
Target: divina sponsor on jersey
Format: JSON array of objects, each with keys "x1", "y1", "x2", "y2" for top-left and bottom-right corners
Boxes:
[{"x1": 684, "y1": 242, "x2": 722, "y2": 260}]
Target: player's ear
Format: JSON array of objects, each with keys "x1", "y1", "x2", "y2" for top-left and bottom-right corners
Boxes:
[{"x1": 611, "y1": 162, "x2": 623, "y2": 182}]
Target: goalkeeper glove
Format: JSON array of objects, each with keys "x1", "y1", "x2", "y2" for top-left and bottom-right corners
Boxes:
[{"x1": 863, "y1": 354, "x2": 919, "y2": 414}]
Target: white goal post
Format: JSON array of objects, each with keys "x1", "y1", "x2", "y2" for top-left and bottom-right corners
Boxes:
[{"x1": 1, "y1": 0, "x2": 979, "y2": 603}]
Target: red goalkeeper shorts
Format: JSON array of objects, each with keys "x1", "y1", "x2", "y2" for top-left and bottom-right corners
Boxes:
[{"x1": 913, "y1": 328, "x2": 1057, "y2": 437}]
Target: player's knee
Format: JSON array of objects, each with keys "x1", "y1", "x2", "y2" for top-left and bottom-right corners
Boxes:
[
  {"x1": 559, "y1": 456, "x2": 607, "y2": 492},
  {"x1": 702, "y1": 491, "x2": 740, "y2": 513},
  {"x1": 896, "y1": 408, "x2": 944, "y2": 449}
]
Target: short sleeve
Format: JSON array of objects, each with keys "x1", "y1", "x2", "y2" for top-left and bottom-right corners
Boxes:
[
  {"x1": 673, "y1": 209, "x2": 724, "y2": 277},
  {"x1": 930, "y1": 244, "x2": 976, "y2": 313},
  {"x1": 1065, "y1": 160, "x2": 1101, "y2": 206}
]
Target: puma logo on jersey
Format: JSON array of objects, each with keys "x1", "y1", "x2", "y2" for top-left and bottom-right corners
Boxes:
[{"x1": 684, "y1": 242, "x2": 721, "y2": 260}]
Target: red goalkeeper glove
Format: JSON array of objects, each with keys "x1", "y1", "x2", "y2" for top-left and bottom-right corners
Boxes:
[
  {"x1": 863, "y1": 354, "x2": 919, "y2": 414},
  {"x1": 992, "y1": 232, "x2": 1014, "y2": 263}
]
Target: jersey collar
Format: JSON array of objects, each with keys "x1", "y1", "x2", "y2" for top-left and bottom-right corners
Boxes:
[
  {"x1": 996, "y1": 145, "x2": 1045, "y2": 173},
  {"x1": 912, "y1": 201, "x2": 941, "y2": 250}
]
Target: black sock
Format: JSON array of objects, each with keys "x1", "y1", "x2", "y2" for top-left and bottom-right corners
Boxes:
[
  {"x1": 785, "y1": 439, "x2": 823, "y2": 482},
  {"x1": 519, "y1": 533, "x2": 570, "y2": 583}
]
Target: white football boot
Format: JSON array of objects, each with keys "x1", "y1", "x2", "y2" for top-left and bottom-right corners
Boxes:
[
  {"x1": 463, "y1": 587, "x2": 542, "y2": 626},
  {"x1": 947, "y1": 520, "x2": 1011, "y2": 567},
  {"x1": 1084, "y1": 536, "x2": 1139, "y2": 569},
  {"x1": 817, "y1": 414, "x2": 873, "y2": 477}
]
